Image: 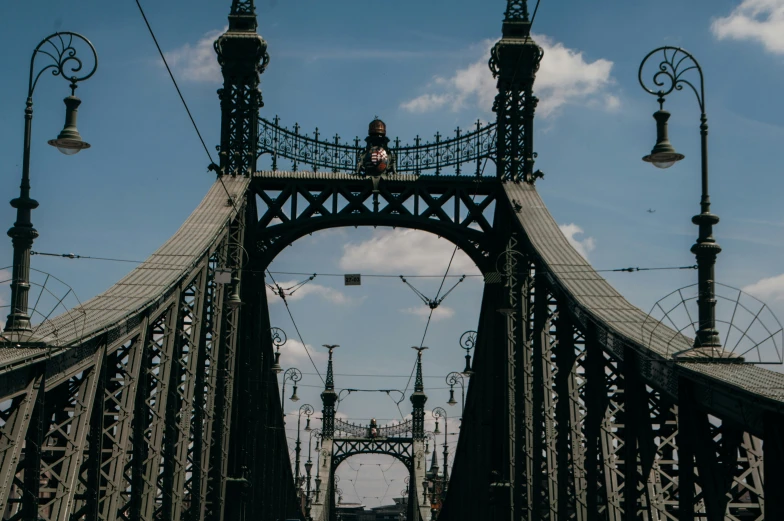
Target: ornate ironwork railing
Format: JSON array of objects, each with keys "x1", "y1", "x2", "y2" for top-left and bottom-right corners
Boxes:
[
  {"x1": 257, "y1": 116, "x2": 497, "y2": 176},
  {"x1": 333, "y1": 418, "x2": 413, "y2": 438}
]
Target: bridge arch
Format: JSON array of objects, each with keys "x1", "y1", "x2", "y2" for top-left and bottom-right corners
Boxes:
[{"x1": 251, "y1": 172, "x2": 504, "y2": 274}]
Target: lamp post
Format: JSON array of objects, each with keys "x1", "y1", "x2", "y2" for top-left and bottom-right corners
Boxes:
[
  {"x1": 281, "y1": 367, "x2": 302, "y2": 411},
  {"x1": 4, "y1": 32, "x2": 97, "y2": 339},
  {"x1": 295, "y1": 403, "x2": 314, "y2": 495},
  {"x1": 306, "y1": 428, "x2": 321, "y2": 498},
  {"x1": 445, "y1": 372, "x2": 465, "y2": 415},
  {"x1": 432, "y1": 407, "x2": 448, "y2": 507},
  {"x1": 638, "y1": 47, "x2": 722, "y2": 354},
  {"x1": 459, "y1": 330, "x2": 477, "y2": 376},
  {"x1": 314, "y1": 444, "x2": 323, "y2": 503}
]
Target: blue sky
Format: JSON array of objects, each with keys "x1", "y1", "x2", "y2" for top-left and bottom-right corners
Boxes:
[{"x1": 2, "y1": 0, "x2": 784, "y2": 508}]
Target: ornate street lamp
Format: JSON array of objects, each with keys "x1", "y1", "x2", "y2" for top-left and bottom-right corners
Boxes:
[
  {"x1": 281, "y1": 367, "x2": 302, "y2": 411},
  {"x1": 432, "y1": 407, "x2": 449, "y2": 494},
  {"x1": 295, "y1": 403, "x2": 314, "y2": 494},
  {"x1": 639, "y1": 47, "x2": 722, "y2": 354},
  {"x1": 459, "y1": 330, "x2": 477, "y2": 376},
  {"x1": 445, "y1": 372, "x2": 466, "y2": 415},
  {"x1": 4, "y1": 32, "x2": 97, "y2": 340},
  {"x1": 305, "y1": 428, "x2": 321, "y2": 509},
  {"x1": 269, "y1": 327, "x2": 287, "y2": 373}
]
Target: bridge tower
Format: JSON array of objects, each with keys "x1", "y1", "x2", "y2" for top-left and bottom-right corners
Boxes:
[
  {"x1": 214, "y1": 0, "x2": 269, "y2": 177},
  {"x1": 491, "y1": 0, "x2": 543, "y2": 182}
]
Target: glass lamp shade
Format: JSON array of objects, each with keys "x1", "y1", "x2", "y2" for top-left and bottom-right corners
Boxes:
[
  {"x1": 462, "y1": 354, "x2": 473, "y2": 376},
  {"x1": 49, "y1": 138, "x2": 90, "y2": 155},
  {"x1": 271, "y1": 351, "x2": 282, "y2": 374},
  {"x1": 643, "y1": 109, "x2": 685, "y2": 169},
  {"x1": 290, "y1": 385, "x2": 300, "y2": 402},
  {"x1": 433, "y1": 420, "x2": 440, "y2": 435},
  {"x1": 48, "y1": 95, "x2": 90, "y2": 155},
  {"x1": 643, "y1": 151, "x2": 685, "y2": 169},
  {"x1": 447, "y1": 388, "x2": 457, "y2": 407},
  {"x1": 305, "y1": 417, "x2": 312, "y2": 431}
]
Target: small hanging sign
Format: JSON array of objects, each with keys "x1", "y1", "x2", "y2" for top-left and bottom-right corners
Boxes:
[
  {"x1": 344, "y1": 274, "x2": 361, "y2": 286},
  {"x1": 215, "y1": 268, "x2": 232, "y2": 284}
]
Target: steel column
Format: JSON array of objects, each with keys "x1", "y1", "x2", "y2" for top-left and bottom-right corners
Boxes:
[
  {"x1": 169, "y1": 266, "x2": 210, "y2": 521},
  {"x1": 765, "y1": 413, "x2": 784, "y2": 519},
  {"x1": 0, "y1": 374, "x2": 42, "y2": 515}
]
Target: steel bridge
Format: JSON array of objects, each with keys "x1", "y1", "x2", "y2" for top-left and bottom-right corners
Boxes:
[{"x1": 2, "y1": 1, "x2": 784, "y2": 520}]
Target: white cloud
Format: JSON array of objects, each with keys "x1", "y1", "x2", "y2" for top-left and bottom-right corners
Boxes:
[
  {"x1": 742, "y1": 273, "x2": 784, "y2": 301},
  {"x1": 559, "y1": 223, "x2": 596, "y2": 260},
  {"x1": 712, "y1": 0, "x2": 784, "y2": 54},
  {"x1": 164, "y1": 28, "x2": 224, "y2": 82},
  {"x1": 400, "y1": 36, "x2": 618, "y2": 117},
  {"x1": 277, "y1": 338, "x2": 328, "y2": 371},
  {"x1": 266, "y1": 280, "x2": 360, "y2": 305},
  {"x1": 339, "y1": 229, "x2": 480, "y2": 276},
  {"x1": 400, "y1": 305, "x2": 455, "y2": 322},
  {"x1": 400, "y1": 93, "x2": 453, "y2": 113}
]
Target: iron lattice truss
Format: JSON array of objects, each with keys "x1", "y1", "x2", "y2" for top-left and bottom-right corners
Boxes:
[
  {"x1": 333, "y1": 419, "x2": 413, "y2": 438},
  {"x1": 252, "y1": 173, "x2": 498, "y2": 271},
  {"x1": 230, "y1": 0, "x2": 254, "y2": 15},
  {"x1": 331, "y1": 439, "x2": 415, "y2": 469},
  {"x1": 504, "y1": 0, "x2": 529, "y2": 21},
  {"x1": 258, "y1": 116, "x2": 497, "y2": 176}
]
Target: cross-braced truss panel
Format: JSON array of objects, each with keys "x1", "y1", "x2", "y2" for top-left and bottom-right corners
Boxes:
[
  {"x1": 252, "y1": 175, "x2": 498, "y2": 271},
  {"x1": 331, "y1": 438, "x2": 414, "y2": 469}
]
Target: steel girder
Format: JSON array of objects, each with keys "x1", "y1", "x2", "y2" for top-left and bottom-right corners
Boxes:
[
  {"x1": 252, "y1": 174, "x2": 500, "y2": 272},
  {"x1": 318, "y1": 437, "x2": 428, "y2": 521}
]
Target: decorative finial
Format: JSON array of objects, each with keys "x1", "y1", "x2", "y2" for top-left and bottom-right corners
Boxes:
[
  {"x1": 410, "y1": 346, "x2": 429, "y2": 440},
  {"x1": 412, "y1": 346, "x2": 428, "y2": 393},
  {"x1": 323, "y1": 344, "x2": 339, "y2": 391},
  {"x1": 228, "y1": 0, "x2": 257, "y2": 32},
  {"x1": 504, "y1": 0, "x2": 529, "y2": 22},
  {"x1": 428, "y1": 447, "x2": 440, "y2": 477}
]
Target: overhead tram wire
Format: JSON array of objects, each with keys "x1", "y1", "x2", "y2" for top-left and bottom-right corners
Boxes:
[
  {"x1": 133, "y1": 0, "x2": 239, "y2": 214},
  {"x1": 265, "y1": 269, "x2": 325, "y2": 384},
  {"x1": 399, "y1": 127, "x2": 496, "y2": 400},
  {"x1": 27, "y1": 251, "x2": 700, "y2": 276}
]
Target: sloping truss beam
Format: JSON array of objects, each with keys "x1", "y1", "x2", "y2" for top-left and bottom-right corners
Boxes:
[
  {"x1": 484, "y1": 266, "x2": 776, "y2": 521},
  {"x1": 252, "y1": 176, "x2": 498, "y2": 269},
  {"x1": 0, "y1": 211, "x2": 239, "y2": 521}
]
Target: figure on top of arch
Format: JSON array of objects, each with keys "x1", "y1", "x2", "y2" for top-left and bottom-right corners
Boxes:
[{"x1": 356, "y1": 118, "x2": 397, "y2": 176}]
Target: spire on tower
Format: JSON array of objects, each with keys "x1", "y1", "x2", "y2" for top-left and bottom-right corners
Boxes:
[
  {"x1": 428, "y1": 447, "x2": 440, "y2": 479},
  {"x1": 410, "y1": 347, "x2": 428, "y2": 440},
  {"x1": 490, "y1": 0, "x2": 544, "y2": 182},
  {"x1": 324, "y1": 344, "x2": 338, "y2": 391},
  {"x1": 214, "y1": 0, "x2": 269, "y2": 177},
  {"x1": 414, "y1": 347, "x2": 426, "y2": 393},
  {"x1": 320, "y1": 345, "x2": 339, "y2": 438}
]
